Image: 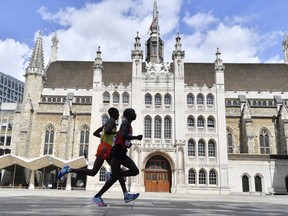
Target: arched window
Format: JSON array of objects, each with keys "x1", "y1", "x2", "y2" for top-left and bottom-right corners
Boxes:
[
  {"x1": 242, "y1": 175, "x2": 250, "y2": 192},
  {"x1": 199, "y1": 169, "x2": 206, "y2": 184},
  {"x1": 79, "y1": 125, "x2": 89, "y2": 159},
  {"x1": 164, "y1": 116, "x2": 171, "y2": 139},
  {"x1": 164, "y1": 94, "x2": 171, "y2": 105},
  {"x1": 122, "y1": 92, "x2": 129, "y2": 104},
  {"x1": 188, "y1": 169, "x2": 196, "y2": 184},
  {"x1": 187, "y1": 93, "x2": 194, "y2": 105},
  {"x1": 187, "y1": 116, "x2": 195, "y2": 128},
  {"x1": 155, "y1": 94, "x2": 162, "y2": 106},
  {"x1": 145, "y1": 94, "x2": 152, "y2": 105},
  {"x1": 44, "y1": 125, "x2": 54, "y2": 155},
  {"x1": 259, "y1": 129, "x2": 270, "y2": 154},
  {"x1": 99, "y1": 167, "x2": 106, "y2": 182},
  {"x1": 209, "y1": 169, "x2": 217, "y2": 185},
  {"x1": 144, "y1": 116, "x2": 152, "y2": 138},
  {"x1": 207, "y1": 94, "x2": 214, "y2": 105},
  {"x1": 197, "y1": 116, "x2": 205, "y2": 128},
  {"x1": 198, "y1": 140, "x2": 205, "y2": 157},
  {"x1": 112, "y1": 92, "x2": 120, "y2": 104},
  {"x1": 255, "y1": 175, "x2": 262, "y2": 192},
  {"x1": 227, "y1": 128, "x2": 234, "y2": 153},
  {"x1": 208, "y1": 140, "x2": 216, "y2": 157},
  {"x1": 103, "y1": 92, "x2": 110, "y2": 104},
  {"x1": 154, "y1": 116, "x2": 162, "y2": 139},
  {"x1": 197, "y1": 94, "x2": 204, "y2": 105},
  {"x1": 102, "y1": 114, "x2": 109, "y2": 125},
  {"x1": 207, "y1": 116, "x2": 215, "y2": 128},
  {"x1": 188, "y1": 139, "x2": 195, "y2": 156}
]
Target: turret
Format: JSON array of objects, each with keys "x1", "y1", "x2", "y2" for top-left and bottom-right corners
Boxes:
[
  {"x1": 131, "y1": 31, "x2": 143, "y2": 77},
  {"x1": 93, "y1": 46, "x2": 103, "y2": 88},
  {"x1": 172, "y1": 33, "x2": 185, "y2": 78},
  {"x1": 214, "y1": 48, "x2": 225, "y2": 89}
]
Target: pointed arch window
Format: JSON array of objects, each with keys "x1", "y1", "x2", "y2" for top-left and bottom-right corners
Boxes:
[
  {"x1": 164, "y1": 94, "x2": 171, "y2": 105},
  {"x1": 227, "y1": 128, "x2": 234, "y2": 153},
  {"x1": 99, "y1": 167, "x2": 106, "y2": 182},
  {"x1": 102, "y1": 114, "x2": 109, "y2": 125},
  {"x1": 44, "y1": 125, "x2": 54, "y2": 155},
  {"x1": 207, "y1": 94, "x2": 214, "y2": 105},
  {"x1": 188, "y1": 169, "x2": 196, "y2": 184},
  {"x1": 145, "y1": 94, "x2": 152, "y2": 105},
  {"x1": 103, "y1": 92, "x2": 110, "y2": 104},
  {"x1": 255, "y1": 175, "x2": 262, "y2": 192},
  {"x1": 79, "y1": 125, "x2": 89, "y2": 159},
  {"x1": 242, "y1": 175, "x2": 250, "y2": 192},
  {"x1": 154, "y1": 116, "x2": 162, "y2": 139},
  {"x1": 208, "y1": 140, "x2": 216, "y2": 157},
  {"x1": 155, "y1": 94, "x2": 162, "y2": 106},
  {"x1": 122, "y1": 92, "x2": 129, "y2": 104},
  {"x1": 209, "y1": 169, "x2": 217, "y2": 185},
  {"x1": 164, "y1": 116, "x2": 171, "y2": 139},
  {"x1": 188, "y1": 139, "x2": 195, "y2": 156},
  {"x1": 187, "y1": 93, "x2": 194, "y2": 105},
  {"x1": 259, "y1": 129, "x2": 270, "y2": 154},
  {"x1": 144, "y1": 116, "x2": 152, "y2": 138},
  {"x1": 207, "y1": 116, "x2": 215, "y2": 128},
  {"x1": 197, "y1": 94, "x2": 204, "y2": 105},
  {"x1": 112, "y1": 92, "x2": 120, "y2": 104},
  {"x1": 198, "y1": 140, "x2": 205, "y2": 157},
  {"x1": 197, "y1": 116, "x2": 205, "y2": 128},
  {"x1": 187, "y1": 116, "x2": 195, "y2": 128},
  {"x1": 199, "y1": 169, "x2": 206, "y2": 185}
]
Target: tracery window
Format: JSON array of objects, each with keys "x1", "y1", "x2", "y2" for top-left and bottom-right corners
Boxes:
[
  {"x1": 209, "y1": 169, "x2": 217, "y2": 185},
  {"x1": 79, "y1": 125, "x2": 89, "y2": 159},
  {"x1": 164, "y1": 116, "x2": 171, "y2": 139},
  {"x1": 145, "y1": 94, "x2": 152, "y2": 105},
  {"x1": 122, "y1": 92, "x2": 129, "y2": 104},
  {"x1": 154, "y1": 116, "x2": 162, "y2": 139},
  {"x1": 197, "y1": 116, "x2": 205, "y2": 128},
  {"x1": 144, "y1": 116, "x2": 152, "y2": 138},
  {"x1": 188, "y1": 169, "x2": 196, "y2": 184},
  {"x1": 207, "y1": 94, "x2": 214, "y2": 105},
  {"x1": 112, "y1": 92, "x2": 120, "y2": 104},
  {"x1": 187, "y1": 93, "x2": 194, "y2": 105},
  {"x1": 188, "y1": 139, "x2": 195, "y2": 156},
  {"x1": 227, "y1": 128, "x2": 234, "y2": 153},
  {"x1": 103, "y1": 92, "x2": 110, "y2": 104},
  {"x1": 164, "y1": 94, "x2": 171, "y2": 105},
  {"x1": 259, "y1": 129, "x2": 270, "y2": 154},
  {"x1": 197, "y1": 94, "x2": 204, "y2": 105},
  {"x1": 44, "y1": 125, "x2": 54, "y2": 155},
  {"x1": 187, "y1": 116, "x2": 195, "y2": 128},
  {"x1": 155, "y1": 94, "x2": 162, "y2": 106},
  {"x1": 199, "y1": 169, "x2": 206, "y2": 184},
  {"x1": 207, "y1": 116, "x2": 215, "y2": 128},
  {"x1": 208, "y1": 140, "x2": 216, "y2": 157},
  {"x1": 198, "y1": 140, "x2": 205, "y2": 157}
]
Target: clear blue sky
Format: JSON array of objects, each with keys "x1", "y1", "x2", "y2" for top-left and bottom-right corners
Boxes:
[{"x1": 0, "y1": 0, "x2": 287, "y2": 81}]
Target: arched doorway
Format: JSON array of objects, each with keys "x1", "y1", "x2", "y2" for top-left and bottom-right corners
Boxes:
[{"x1": 144, "y1": 155, "x2": 171, "y2": 192}]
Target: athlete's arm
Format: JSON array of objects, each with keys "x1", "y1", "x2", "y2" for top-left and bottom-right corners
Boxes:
[
  {"x1": 104, "y1": 118, "x2": 117, "y2": 135},
  {"x1": 121, "y1": 120, "x2": 142, "y2": 141},
  {"x1": 93, "y1": 125, "x2": 104, "y2": 138}
]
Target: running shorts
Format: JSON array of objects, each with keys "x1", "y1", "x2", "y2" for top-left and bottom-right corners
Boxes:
[{"x1": 95, "y1": 142, "x2": 112, "y2": 160}]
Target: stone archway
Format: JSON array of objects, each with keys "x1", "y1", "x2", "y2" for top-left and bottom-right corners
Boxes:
[{"x1": 144, "y1": 155, "x2": 171, "y2": 192}]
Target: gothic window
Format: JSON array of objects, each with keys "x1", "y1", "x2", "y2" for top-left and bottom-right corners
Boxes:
[
  {"x1": 79, "y1": 125, "x2": 89, "y2": 159},
  {"x1": 187, "y1": 116, "x2": 195, "y2": 128},
  {"x1": 187, "y1": 93, "x2": 194, "y2": 105},
  {"x1": 197, "y1": 94, "x2": 204, "y2": 105},
  {"x1": 188, "y1": 139, "x2": 195, "y2": 156},
  {"x1": 207, "y1": 116, "x2": 215, "y2": 128},
  {"x1": 197, "y1": 116, "x2": 205, "y2": 128},
  {"x1": 199, "y1": 169, "x2": 206, "y2": 184},
  {"x1": 164, "y1": 94, "x2": 171, "y2": 105},
  {"x1": 102, "y1": 114, "x2": 109, "y2": 125},
  {"x1": 155, "y1": 94, "x2": 162, "y2": 106},
  {"x1": 209, "y1": 169, "x2": 217, "y2": 185},
  {"x1": 259, "y1": 129, "x2": 270, "y2": 154},
  {"x1": 255, "y1": 175, "x2": 262, "y2": 192},
  {"x1": 112, "y1": 92, "x2": 120, "y2": 104},
  {"x1": 198, "y1": 139, "x2": 205, "y2": 157},
  {"x1": 164, "y1": 116, "x2": 171, "y2": 139},
  {"x1": 154, "y1": 116, "x2": 162, "y2": 139},
  {"x1": 122, "y1": 92, "x2": 129, "y2": 104},
  {"x1": 103, "y1": 92, "x2": 110, "y2": 104},
  {"x1": 242, "y1": 175, "x2": 250, "y2": 192},
  {"x1": 188, "y1": 169, "x2": 196, "y2": 184},
  {"x1": 145, "y1": 94, "x2": 152, "y2": 105},
  {"x1": 208, "y1": 140, "x2": 216, "y2": 157},
  {"x1": 144, "y1": 116, "x2": 152, "y2": 138},
  {"x1": 44, "y1": 125, "x2": 54, "y2": 155},
  {"x1": 99, "y1": 167, "x2": 106, "y2": 182},
  {"x1": 207, "y1": 94, "x2": 214, "y2": 105},
  {"x1": 227, "y1": 128, "x2": 234, "y2": 153}
]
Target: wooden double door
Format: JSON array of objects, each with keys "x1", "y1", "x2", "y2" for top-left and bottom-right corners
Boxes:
[{"x1": 144, "y1": 155, "x2": 171, "y2": 192}]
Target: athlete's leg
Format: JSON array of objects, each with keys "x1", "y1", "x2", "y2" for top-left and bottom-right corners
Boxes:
[
  {"x1": 106, "y1": 158, "x2": 127, "y2": 193},
  {"x1": 71, "y1": 156, "x2": 104, "y2": 176},
  {"x1": 120, "y1": 156, "x2": 139, "y2": 177}
]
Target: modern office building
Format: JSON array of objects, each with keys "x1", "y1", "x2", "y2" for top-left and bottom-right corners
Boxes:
[{"x1": 0, "y1": 1, "x2": 288, "y2": 194}]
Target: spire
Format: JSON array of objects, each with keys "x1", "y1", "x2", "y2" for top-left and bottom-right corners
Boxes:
[
  {"x1": 150, "y1": 0, "x2": 159, "y2": 35},
  {"x1": 26, "y1": 31, "x2": 45, "y2": 74},
  {"x1": 131, "y1": 31, "x2": 143, "y2": 60},
  {"x1": 282, "y1": 32, "x2": 288, "y2": 64},
  {"x1": 50, "y1": 32, "x2": 59, "y2": 63},
  {"x1": 214, "y1": 47, "x2": 225, "y2": 70},
  {"x1": 93, "y1": 46, "x2": 103, "y2": 70},
  {"x1": 172, "y1": 32, "x2": 185, "y2": 60}
]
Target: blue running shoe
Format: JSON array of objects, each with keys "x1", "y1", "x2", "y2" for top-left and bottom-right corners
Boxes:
[
  {"x1": 124, "y1": 193, "x2": 139, "y2": 203},
  {"x1": 57, "y1": 165, "x2": 71, "y2": 180},
  {"x1": 92, "y1": 196, "x2": 107, "y2": 206}
]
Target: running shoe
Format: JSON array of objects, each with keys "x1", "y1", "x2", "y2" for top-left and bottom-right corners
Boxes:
[
  {"x1": 92, "y1": 196, "x2": 107, "y2": 206},
  {"x1": 57, "y1": 165, "x2": 71, "y2": 180},
  {"x1": 124, "y1": 193, "x2": 140, "y2": 203}
]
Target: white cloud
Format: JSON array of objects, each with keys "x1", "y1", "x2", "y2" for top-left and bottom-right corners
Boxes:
[
  {"x1": 0, "y1": 39, "x2": 30, "y2": 82},
  {"x1": 183, "y1": 11, "x2": 218, "y2": 31}
]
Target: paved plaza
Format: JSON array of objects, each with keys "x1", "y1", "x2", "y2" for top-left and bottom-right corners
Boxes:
[{"x1": 0, "y1": 189, "x2": 287, "y2": 216}]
